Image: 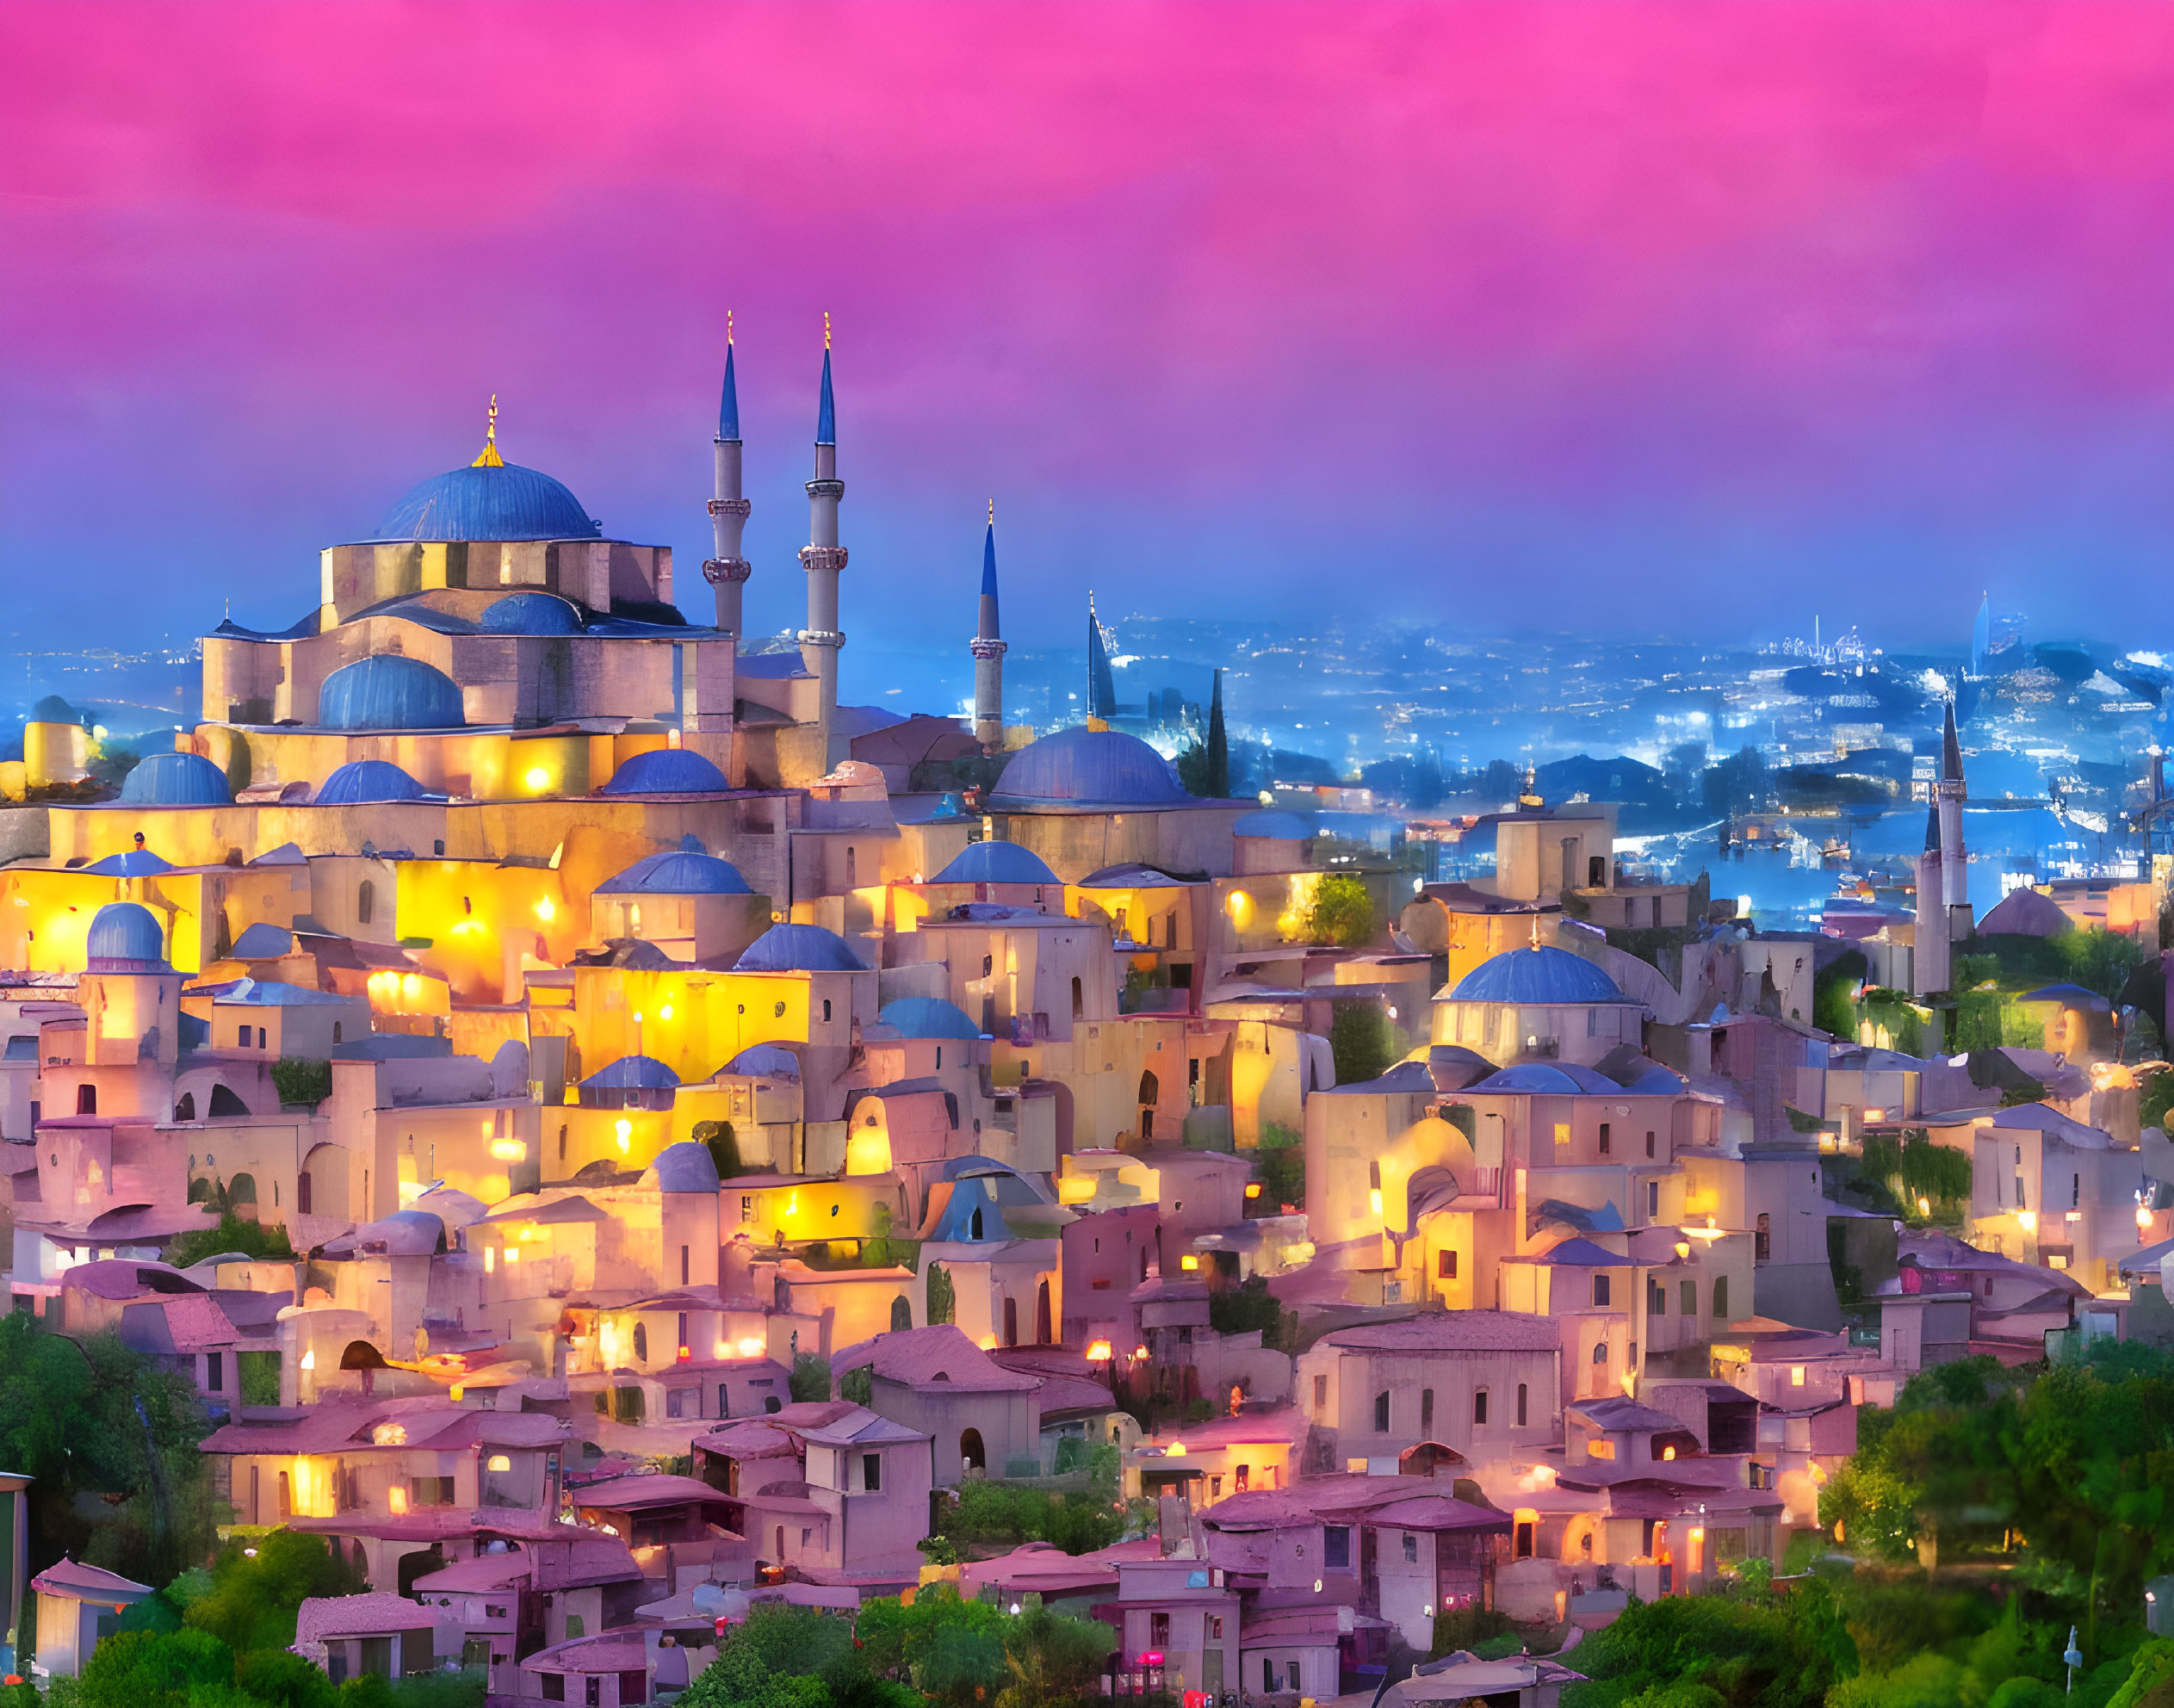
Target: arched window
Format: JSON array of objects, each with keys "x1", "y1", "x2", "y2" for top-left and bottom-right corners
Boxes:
[
  {"x1": 208, "y1": 1084, "x2": 249, "y2": 1118},
  {"x1": 889, "y1": 1296, "x2": 912, "y2": 1333},
  {"x1": 763, "y1": 1395, "x2": 782, "y2": 1414},
  {"x1": 969, "y1": 1207, "x2": 983, "y2": 1241},
  {"x1": 1071, "y1": 976, "x2": 1083, "y2": 1020},
  {"x1": 356, "y1": 880, "x2": 374, "y2": 925},
  {"x1": 1592, "y1": 1342, "x2": 1610, "y2": 1365},
  {"x1": 1003, "y1": 1295, "x2": 1019, "y2": 1347},
  {"x1": 1516, "y1": 1383, "x2": 1529, "y2": 1426},
  {"x1": 632, "y1": 1322, "x2": 648, "y2": 1363},
  {"x1": 960, "y1": 1428, "x2": 987, "y2": 1472},
  {"x1": 176, "y1": 1092, "x2": 195, "y2": 1122},
  {"x1": 228, "y1": 1173, "x2": 258, "y2": 1209},
  {"x1": 75, "y1": 1084, "x2": 96, "y2": 1115},
  {"x1": 1036, "y1": 1279, "x2": 1052, "y2": 1344}
]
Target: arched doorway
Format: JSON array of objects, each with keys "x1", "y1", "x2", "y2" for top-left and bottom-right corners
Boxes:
[
  {"x1": 1137, "y1": 1069, "x2": 1159, "y2": 1141},
  {"x1": 889, "y1": 1296, "x2": 912, "y2": 1333},
  {"x1": 1070, "y1": 976, "x2": 1083, "y2": 1019},
  {"x1": 1002, "y1": 1296, "x2": 1019, "y2": 1347},
  {"x1": 960, "y1": 1428, "x2": 987, "y2": 1474},
  {"x1": 1035, "y1": 1279, "x2": 1051, "y2": 1344}
]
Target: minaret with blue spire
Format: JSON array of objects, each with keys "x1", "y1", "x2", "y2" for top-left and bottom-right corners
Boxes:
[
  {"x1": 703, "y1": 318, "x2": 753, "y2": 636},
  {"x1": 798, "y1": 317, "x2": 848, "y2": 765},
  {"x1": 971, "y1": 502, "x2": 1006, "y2": 751}
]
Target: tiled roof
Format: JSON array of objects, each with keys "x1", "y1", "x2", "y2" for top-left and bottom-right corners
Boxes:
[
  {"x1": 32, "y1": 1558, "x2": 153, "y2": 1600},
  {"x1": 296, "y1": 1592, "x2": 438, "y2": 1643},
  {"x1": 1322, "y1": 1310, "x2": 1562, "y2": 1352},
  {"x1": 569, "y1": 1474, "x2": 730, "y2": 1511},
  {"x1": 830, "y1": 1324, "x2": 1039, "y2": 1393},
  {"x1": 1360, "y1": 1494, "x2": 1510, "y2": 1532}
]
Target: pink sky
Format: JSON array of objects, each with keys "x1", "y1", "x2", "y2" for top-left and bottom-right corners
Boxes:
[{"x1": 4, "y1": 2, "x2": 2171, "y2": 660}]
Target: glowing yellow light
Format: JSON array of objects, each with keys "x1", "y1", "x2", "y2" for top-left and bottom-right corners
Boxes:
[
  {"x1": 524, "y1": 767, "x2": 550, "y2": 790},
  {"x1": 1180, "y1": 1254, "x2": 1199, "y2": 1272},
  {"x1": 534, "y1": 896, "x2": 555, "y2": 923},
  {"x1": 1662, "y1": 1445, "x2": 1676, "y2": 1460},
  {"x1": 1674, "y1": 1241, "x2": 1690, "y2": 1259},
  {"x1": 714, "y1": 1338, "x2": 730, "y2": 1358},
  {"x1": 401, "y1": 974, "x2": 421, "y2": 1000},
  {"x1": 449, "y1": 1385, "x2": 464, "y2": 1402},
  {"x1": 486, "y1": 1454, "x2": 511, "y2": 1472},
  {"x1": 388, "y1": 1486, "x2": 408, "y2": 1514},
  {"x1": 659, "y1": 1004, "x2": 673, "y2": 1021},
  {"x1": 2140, "y1": 1204, "x2": 2155, "y2": 1230},
  {"x1": 616, "y1": 1117, "x2": 633, "y2": 1154},
  {"x1": 1369, "y1": 1190, "x2": 1384, "y2": 1216},
  {"x1": 1789, "y1": 1365, "x2": 1805, "y2": 1386},
  {"x1": 489, "y1": 1138, "x2": 528, "y2": 1163},
  {"x1": 1689, "y1": 1525, "x2": 1704, "y2": 1542},
  {"x1": 786, "y1": 1191, "x2": 798, "y2": 1216},
  {"x1": 300, "y1": 1348, "x2": 316, "y2": 1371},
  {"x1": 633, "y1": 1012, "x2": 643, "y2": 1025},
  {"x1": 2017, "y1": 1210, "x2": 2036, "y2": 1233},
  {"x1": 1917, "y1": 1196, "x2": 1933, "y2": 1218},
  {"x1": 520, "y1": 1224, "x2": 536, "y2": 1241},
  {"x1": 978, "y1": 1334, "x2": 998, "y2": 1351},
  {"x1": 1133, "y1": 1345, "x2": 1149, "y2": 1360},
  {"x1": 737, "y1": 1336, "x2": 765, "y2": 1358},
  {"x1": 1085, "y1": 1339, "x2": 1113, "y2": 1361},
  {"x1": 484, "y1": 1247, "x2": 496, "y2": 1273},
  {"x1": 1245, "y1": 1183, "x2": 1262, "y2": 1200},
  {"x1": 678, "y1": 1345, "x2": 692, "y2": 1361},
  {"x1": 1166, "y1": 1441, "x2": 1185, "y2": 1457},
  {"x1": 503, "y1": 1246, "x2": 519, "y2": 1265}
]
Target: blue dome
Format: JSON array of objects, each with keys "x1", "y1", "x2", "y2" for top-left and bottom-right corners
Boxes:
[
  {"x1": 120, "y1": 752, "x2": 232, "y2": 806},
  {"x1": 371, "y1": 462, "x2": 601, "y2": 543},
  {"x1": 579, "y1": 1055, "x2": 680, "y2": 1092},
  {"x1": 932, "y1": 840, "x2": 1060, "y2": 886},
  {"x1": 316, "y1": 759, "x2": 429, "y2": 806},
  {"x1": 990, "y1": 726, "x2": 1190, "y2": 808},
  {"x1": 649, "y1": 1141, "x2": 721, "y2": 1194},
  {"x1": 84, "y1": 849, "x2": 176, "y2": 876},
  {"x1": 596, "y1": 849, "x2": 752, "y2": 896},
  {"x1": 598, "y1": 749, "x2": 730, "y2": 795},
  {"x1": 734, "y1": 923, "x2": 866, "y2": 973},
  {"x1": 319, "y1": 656, "x2": 467, "y2": 732},
  {"x1": 878, "y1": 997, "x2": 982, "y2": 1041},
  {"x1": 1468, "y1": 1062, "x2": 1622, "y2": 1095},
  {"x1": 479, "y1": 592, "x2": 585, "y2": 635},
  {"x1": 1232, "y1": 809, "x2": 1313, "y2": 840},
  {"x1": 86, "y1": 901, "x2": 168, "y2": 971},
  {"x1": 725, "y1": 1043, "x2": 801, "y2": 1080},
  {"x1": 1448, "y1": 946, "x2": 1626, "y2": 1006}
]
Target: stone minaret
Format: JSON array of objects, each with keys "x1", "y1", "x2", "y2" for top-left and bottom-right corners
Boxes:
[
  {"x1": 703, "y1": 325, "x2": 752, "y2": 635},
  {"x1": 971, "y1": 502, "x2": 1006, "y2": 750},
  {"x1": 798, "y1": 319, "x2": 847, "y2": 766},
  {"x1": 1938, "y1": 701, "x2": 1971, "y2": 923},
  {"x1": 1913, "y1": 802, "x2": 1949, "y2": 996},
  {"x1": 796, "y1": 317, "x2": 843, "y2": 764}
]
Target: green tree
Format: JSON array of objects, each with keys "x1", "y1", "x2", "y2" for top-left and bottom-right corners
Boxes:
[
  {"x1": 926, "y1": 1262, "x2": 955, "y2": 1327},
  {"x1": 0, "y1": 1316, "x2": 220, "y2": 1587},
  {"x1": 789, "y1": 1352, "x2": 833, "y2": 1404},
  {"x1": 1328, "y1": 999, "x2": 1395, "y2": 1085},
  {"x1": 184, "y1": 1530, "x2": 369, "y2": 1655},
  {"x1": 1253, "y1": 1123, "x2": 1305, "y2": 1210},
  {"x1": 235, "y1": 1649, "x2": 338, "y2": 1708},
  {"x1": 1302, "y1": 874, "x2": 1375, "y2": 947},
  {"x1": 77, "y1": 1630, "x2": 235, "y2": 1708},
  {"x1": 167, "y1": 1214, "x2": 295, "y2": 1271}
]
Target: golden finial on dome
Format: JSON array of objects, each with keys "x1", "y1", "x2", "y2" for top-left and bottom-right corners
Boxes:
[
  {"x1": 988, "y1": 498, "x2": 995, "y2": 525},
  {"x1": 728, "y1": 308, "x2": 734, "y2": 345},
  {"x1": 472, "y1": 394, "x2": 505, "y2": 467},
  {"x1": 824, "y1": 311, "x2": 832, "y2": 351}
]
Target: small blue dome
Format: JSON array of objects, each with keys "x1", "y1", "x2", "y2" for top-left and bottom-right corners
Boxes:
[
  {"x1": 319, "y1": 656, "x2": 467, "y2": 732},
  {"x1": 991, "y1": 726, "x2": 1190, "y2": 808},
  {"x1": 479, "y1": 592, "x2": 585, "y2": 635},
  {"x1": 1448, "y1": 946, "x2": 1626, "y2": 1006},
  {"x1": 1232, "y1": 809, "x2": 1312, "y2": 840},
  {"x1": 84, "y1": 849, "x2": 176, "y2": 876},
  {"x1": 878, "y1": 997, "x2": 982, "y2": 1041},
  {"x1": 120, "y1": 752, "x2": 232, "y2": 806},
  {"x1": 734, "y1": 923, "x2": 866, "y2": 973},
  {"x1": 371, "y1": 462, "x2": 601, "y2": 543},
  {"x1": 598, "y1": 749, "x2": 730, "y2": 795},
  {"x1": 581, "y1": 1055, "x2": 679, "y2": 1090},
  {"x1": 86, "y1": 901, "x2": 167, "y2": 971},
  {"x1": 725, "y1": 1043, "x2": 801, "y2": 1080},
  {"x1": 596, "y1": 849, "x2": 753, "y2": 896},
  {"x1": 932, "y1": 841, "x2": 1060, "y2": 886},
  {"x1": 649, "y1": 1141, "x2": 721, "y2": 1194},
  {"x1": 316, "y1": 759, "x2": 429, "y2": 806}
]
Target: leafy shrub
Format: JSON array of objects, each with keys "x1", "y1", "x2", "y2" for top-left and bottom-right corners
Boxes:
[{"x1": 1302, "y1": 874, "x2": 1375, "y2": 947}]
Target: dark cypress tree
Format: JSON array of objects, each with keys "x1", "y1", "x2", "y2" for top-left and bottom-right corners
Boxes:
[{"x1": 1206, "y1": 669, "x2": 1229, "y2": 797}]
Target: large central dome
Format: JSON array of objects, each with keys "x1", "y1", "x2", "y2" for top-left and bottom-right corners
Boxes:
[
  {"x1": 370, "y1": 462, "x2": 602, "y2": 543},
  {"x1": 990, "y1": 726, "x2": 1191, "y2": 808}
]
